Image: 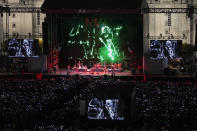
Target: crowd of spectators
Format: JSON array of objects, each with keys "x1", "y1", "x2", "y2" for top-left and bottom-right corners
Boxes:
[
  {"x1": 0, "y1": 78, "x2": 79, "y2": 130},
  {"x1": 136, "y1": 80, "x2": 197, "y2": 130},
  {"x1": 0, "y1": 76, "x2": 197, "y2": 130}
]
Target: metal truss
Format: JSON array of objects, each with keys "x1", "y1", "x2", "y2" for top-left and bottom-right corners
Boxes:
[
  {"x1": 1, "y1": 5, "x2": 197, "y2": 14},
  {"x1": 0, "y1": 6, "x2": 41, "y2": 13},
  {"x1": 142, "y1": 8, "x2": 197, "y2": 14},
  {"x1": 1, "y1": 6, "x2": 196, "y2": 14},
  {"x1": 3, "y1": 34, "x2": 43, "y2": 39},
  {"x1": 147, "y1": 35, "x2": 186, "y2": 40},
  {"x1": 42, "y1": 8, "x2": 141, "y2": 14}
]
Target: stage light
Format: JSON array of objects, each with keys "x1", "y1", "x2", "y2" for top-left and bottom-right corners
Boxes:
[
  {"x1": 159, "y1": 33, "x2": 162, "y2": 39},
  {"x1": 85, "y1": 18, "x2": 89, "y2": 26},
  {"x1": 94, "y1": 18, "x2": 98, "y2": 26},
  {"x1": 98, "y1": 25, "x2": 123, "y2": 62},
  {"x1": 170, "y1": 34, "x2": 174, "y2": 39},
  {"x1": 16, "y1": 32, "x2": 19, "y2": 38},
  {"x1": 183, "y1": 34, "x2": 185, "y2": 39},
  {"x1": 146, "y1": 33, "x2": 149, "y2": 38}
]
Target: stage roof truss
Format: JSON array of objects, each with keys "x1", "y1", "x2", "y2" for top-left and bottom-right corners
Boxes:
[
  {"x1": 0, "y1": 6, "x2": 41, "y2": 13},
  {"x1": 143, "y1": 8, "x2": 197, "y2": 14}
]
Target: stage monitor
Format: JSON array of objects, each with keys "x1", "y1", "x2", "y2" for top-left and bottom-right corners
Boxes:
[
  {"x1": 150, "y1": 40, "x2": 182, "y2": 59},
  {"x1": 8, "y1": 38, "x2": 42, "y2": 58}
]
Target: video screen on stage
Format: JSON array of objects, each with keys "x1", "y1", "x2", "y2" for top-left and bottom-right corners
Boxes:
[
  {"x1": 8, "y1": 38, "x2": 41, "y2": 57},
  {"x1": 83, "y1": 82, "x2": 135, "y2": 122},
  {"x1": 150, "y1": 40, "x2": 182, "y2": 59},
  {"x1": 61, "y1": 17, "x2": 142, "y2": 65},
  {"x1": 87, "y1": 98, "x2": 124, "y2": 120}
]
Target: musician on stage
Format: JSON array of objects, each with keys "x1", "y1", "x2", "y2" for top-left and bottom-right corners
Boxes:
[
  {"x1": 67, "y1": 65, "x2": 71, "y2": 75},
  {"x1": 104, "y1": 63, "x2": 107, "y2": 74}
]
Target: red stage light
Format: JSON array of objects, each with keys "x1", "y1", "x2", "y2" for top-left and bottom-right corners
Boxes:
[{"x1": 36, "y1": 73, "x2": 43, "y2": 80}]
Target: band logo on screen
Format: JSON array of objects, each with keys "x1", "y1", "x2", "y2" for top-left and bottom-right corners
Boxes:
[
  {"x1": 8, "y1": 39, "x2": 40, "y2": 58},
  {"x1": 62, "y1": 17, "x2": 142, "y2": 65},
  {"x1": 88, "y1": 98, "x2": 124, "y2": 120},
  {"x1": 150, "y1": 40, "x2": 182, "y2": 59}
]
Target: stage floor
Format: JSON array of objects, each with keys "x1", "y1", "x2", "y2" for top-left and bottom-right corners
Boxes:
[
  {"x1": 55, "y1": 69, "x2": 132, "y2": 76},
  {"x1": 0, "y1": 68, "x2": 194, "y2": 81}
]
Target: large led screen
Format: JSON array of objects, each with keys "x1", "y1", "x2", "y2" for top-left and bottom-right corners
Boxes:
[
  {"x1": 8, "y1": 39, "x2": 41, "y2": 57},
  {"x1": 88, "y1": 98, "x2": 124, "y2": 120},
  {"x1": 150, "y1": 40, "x2": 182, "y2": 59},
  {"x1": 60, "y1": 17, "x2": 142, "y2": 65}
]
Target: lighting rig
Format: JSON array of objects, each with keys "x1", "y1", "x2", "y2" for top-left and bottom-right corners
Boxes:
[
  {"x1": 142, "y1": 7, "x2": 197, "y2": 14},
  {"x1": 0, "y1": 5, "x2": 42, "y2": 39},
  {"x1": 142, "y1": 6, "x2": 197, "y2": 41}
]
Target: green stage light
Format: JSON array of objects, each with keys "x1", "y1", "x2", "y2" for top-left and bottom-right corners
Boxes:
[{"x1": 99, "y1": 25, "x2": 123, "y2": 62}]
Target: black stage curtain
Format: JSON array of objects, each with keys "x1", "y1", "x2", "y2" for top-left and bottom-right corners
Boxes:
[{"x1": 195, "y1": 23, "x2": 197, "y2": 51}]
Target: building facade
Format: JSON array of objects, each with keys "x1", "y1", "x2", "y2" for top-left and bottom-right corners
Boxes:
[
  {"x1": 0, "y1": 0, "x2": 46, "y2": 72},
  {"x1": 0, "y1": 1, "x2": 3, "y2": 52},
  {"x1": 143, "y1": 0, "x2": 197, "y2": 74},
  {"x1": 1, "y1": 0, "x2": 45, "y2": 43}
]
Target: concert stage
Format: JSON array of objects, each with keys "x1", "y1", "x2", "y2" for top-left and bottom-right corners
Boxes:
[
  {"x1": 56, "y1": 68, "x2": 132, "y2": 76},
  {"x1": 0, "y1": 69, "x2": 195, "y2": 83}
]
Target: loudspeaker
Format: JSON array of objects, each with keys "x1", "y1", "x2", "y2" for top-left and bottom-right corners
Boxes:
[
  {"x1": 42, "y1": 21, "x2": 49, "y2": 54},
  {"x1": 79, "y1": 100, "x2": 86, "y2": 116}
]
